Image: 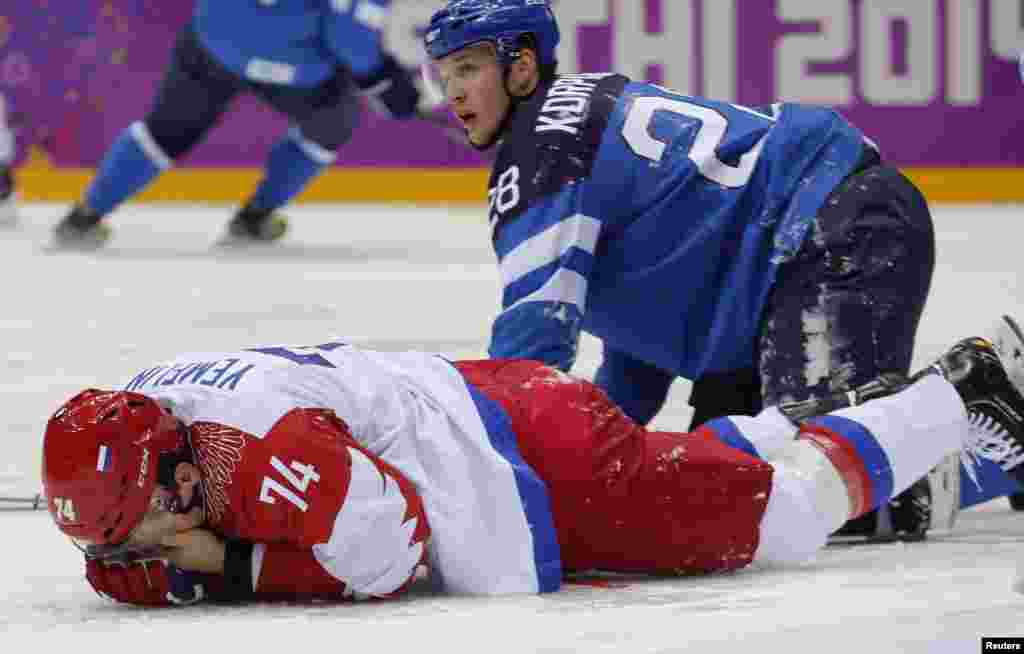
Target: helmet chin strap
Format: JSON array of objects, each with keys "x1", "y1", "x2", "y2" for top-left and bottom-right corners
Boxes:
[
  {"x1": 156, "y1": 425, "x2": 204, "y2": 516},
  {"x1": 178, "y1": 479, "x2": 204, "y2": 516}
]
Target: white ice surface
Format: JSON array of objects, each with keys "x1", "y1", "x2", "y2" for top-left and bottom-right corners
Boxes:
[{"x1": 1, "y1": 203, "x2": 1023, "y2": 651}]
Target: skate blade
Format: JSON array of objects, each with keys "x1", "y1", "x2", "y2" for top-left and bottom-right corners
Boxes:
[{"x1": 992, "y1": 315, "x2": 1024, "y2": 393}]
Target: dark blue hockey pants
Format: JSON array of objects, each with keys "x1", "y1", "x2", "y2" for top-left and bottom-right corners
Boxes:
[{"x1": 142, "y1": 25, "x2": 360, "y2": 160}]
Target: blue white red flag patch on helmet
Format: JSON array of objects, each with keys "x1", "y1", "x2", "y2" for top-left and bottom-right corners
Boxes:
[{"x1": 96, "y1": 444, "x2": 112, "y2": 472}]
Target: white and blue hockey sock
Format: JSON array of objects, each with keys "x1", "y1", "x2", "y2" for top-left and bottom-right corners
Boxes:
[
  {"x1": 752, "y1": 375, "x2": 967, "y2": 566},
  {"x1": 707, "y1": 380, "x2": 1022, "y2": 511},
  {"x1": 799, "y1": 374, "x2": 965, "y2": 517},
  {"x1": 249, "y1": 128, "x2": 335, "y2": 212},
  {"x1": 85, "y1": 122, "x2": 171, "y2": 216},
  {"x1": 703, "y1": 409, "x2": 797, "y2": 460}
]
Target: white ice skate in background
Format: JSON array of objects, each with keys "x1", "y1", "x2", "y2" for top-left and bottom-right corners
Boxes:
[{"x1": 992, "y1": 315, "x2": 1024, "y2": 393}]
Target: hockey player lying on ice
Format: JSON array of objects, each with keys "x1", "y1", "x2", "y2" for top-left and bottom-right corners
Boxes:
[{"x1": 41, "y1": 319, "x2": 1024, "y2": 606}]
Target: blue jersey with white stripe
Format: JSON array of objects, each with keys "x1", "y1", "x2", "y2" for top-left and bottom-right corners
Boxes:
[
  {"x1": 193, "y1": 0, "x2": 391, "y2": 87},
  {"x1": 487, "y1": 73, "x2": 867, "y2": 380}
]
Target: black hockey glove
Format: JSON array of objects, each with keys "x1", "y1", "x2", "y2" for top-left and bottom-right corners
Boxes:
[{"x1": 356, "y1": 53, "x2": 422, "y2": 120}]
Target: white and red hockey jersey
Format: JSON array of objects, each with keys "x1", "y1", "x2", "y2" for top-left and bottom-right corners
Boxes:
[{"x1": 120, "y1": 342, "x2": 562, "y2": 597}]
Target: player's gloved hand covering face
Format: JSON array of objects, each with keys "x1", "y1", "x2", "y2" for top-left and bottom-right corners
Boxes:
[
  {"x1": 81, "y1": 484, "x2": 212, "y2": 607},
  {"x1": 86, "y1": 555, "x2": 208, "y2": 607},
  {"x1": 78, "y1": 484, "x2": 205, "y2": 564}
]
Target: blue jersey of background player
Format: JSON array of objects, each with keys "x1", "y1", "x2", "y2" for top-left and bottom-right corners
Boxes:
[
  {"x1": 425, "y1": 0, "x2": 1024, "y2": 540},
  {"x1": 54, "y1": 0, "x2": 434, "y2": 248},
  {"x1": 485, "y1": 79, "x2": 867, "y2": 411},
  {"x1": 195, "y1": 0, "x2": 392, "y2": 87}
]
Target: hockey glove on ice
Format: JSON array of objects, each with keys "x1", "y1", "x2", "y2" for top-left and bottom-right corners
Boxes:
[{"x1": 85, "y1": 556, "x2": 210, "y2": 607}]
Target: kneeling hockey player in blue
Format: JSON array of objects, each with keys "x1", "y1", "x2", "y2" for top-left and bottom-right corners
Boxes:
[{"x1": 423, "y1": 0, "x2": 1023, "y2": 540}]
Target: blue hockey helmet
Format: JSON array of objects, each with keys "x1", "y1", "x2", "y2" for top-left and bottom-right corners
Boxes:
[{"x1": 424, "y1": 0, "x2": 561, "y2": 67}]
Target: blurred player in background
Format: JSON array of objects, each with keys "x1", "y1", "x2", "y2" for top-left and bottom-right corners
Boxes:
[
  {"x1": 0, "y1": 92, "x2": 15, "y2": 226},
  {"x1": 423, "y1": 0, "x2": 957, "y2": 542},
  {"x1": 0, "y1": 4, "x2": 192, "y2": 229},
  {"x1": 53, "y1": 0, "x2": 438, "y2": 249},
  {"x1": 40, "y1": 320, "x2": 1024, "y2": 606}
]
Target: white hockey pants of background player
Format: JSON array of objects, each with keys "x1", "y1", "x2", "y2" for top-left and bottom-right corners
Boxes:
[
  {"x1": 0, "y1": 92, "x2": 15, "y2": 226},
  {"x1": 722, "y1": 375, "x2": 968, "y2": 566},
  {"x1": 0, "y1": 94, "x2": 12, "y2": 166}
]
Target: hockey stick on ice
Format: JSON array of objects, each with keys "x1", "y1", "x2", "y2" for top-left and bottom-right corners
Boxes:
[{"x1": 0, "y1": 493, "x2": 45, "y2": 511}]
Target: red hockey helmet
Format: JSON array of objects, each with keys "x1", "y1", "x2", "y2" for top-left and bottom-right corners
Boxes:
[{"x1": 41, "y1": 389, "x2": 185, "y2": 547}]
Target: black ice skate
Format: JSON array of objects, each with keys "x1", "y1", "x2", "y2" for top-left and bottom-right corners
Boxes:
[
  {"x1": 0, "y1": 164, "x2": 16, "y2": 227},
  {"x1": 219, "y1": 205, "x2": 289, "y2": 246},
  {"x1": 52, "y1": 204, "x2": 111, "y2": 249},
  {"x1": 919, "y1": 321, "x2": 1024, "y2": 492},
  {"x1": 832, "y1": 326, "x2": 1024, "y2": 541},
  {"x1": 1010, "y1": 492, "x2": 1024, "y2": 511}
]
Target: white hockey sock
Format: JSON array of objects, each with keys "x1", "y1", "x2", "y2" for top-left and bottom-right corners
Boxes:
[
  {"x1": 703, "y1": 407, "x2": 797, "y2": 460},
  {"x1": 752, "y1": 375, "x2": 967, "y2": 567},
  {"x1": 806, "y1": 374, "x2": 967, "y2": 513}
]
